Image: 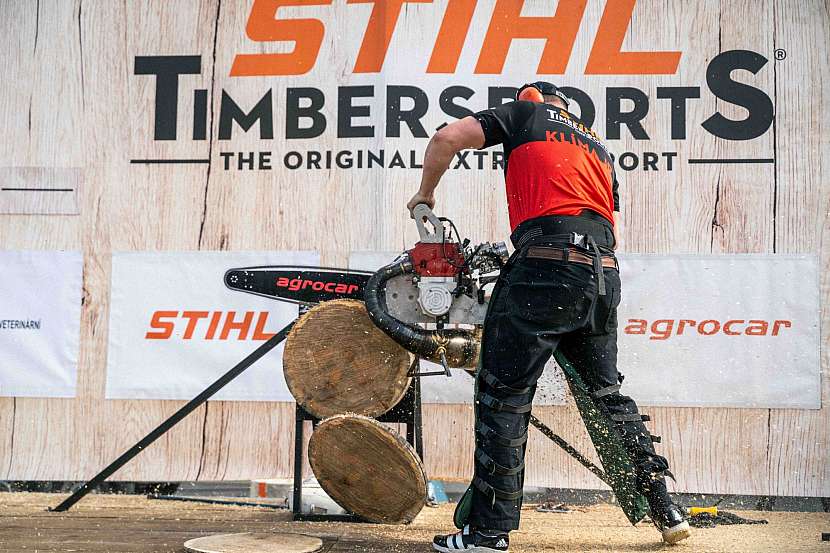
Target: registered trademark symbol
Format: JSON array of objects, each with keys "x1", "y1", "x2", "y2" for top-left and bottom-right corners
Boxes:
[{"x1": 774, "y1": 49, "x2": 787, "y2": 60}]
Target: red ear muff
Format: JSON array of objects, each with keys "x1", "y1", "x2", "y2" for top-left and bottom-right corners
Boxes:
[{"x1": 518, "y1": 86, "x2": 544, "y2": 103}]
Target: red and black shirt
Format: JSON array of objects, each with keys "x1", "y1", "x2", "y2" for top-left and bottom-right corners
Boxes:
[{"x1": 474, "y1": 101, "x2": 619, "y2": 231}]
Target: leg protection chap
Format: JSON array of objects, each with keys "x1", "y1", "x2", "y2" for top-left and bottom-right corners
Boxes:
[
  {"x1": 553, "y1": 350, "x2": 650, "y2": 525},
  {"x1": 455, "y1": 369, "x2": 533, "y2": 530}
]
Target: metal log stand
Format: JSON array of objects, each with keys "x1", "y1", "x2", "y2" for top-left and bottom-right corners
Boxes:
[{"x1": 291, "y1": 358, "x2": 425, "y2": 522}]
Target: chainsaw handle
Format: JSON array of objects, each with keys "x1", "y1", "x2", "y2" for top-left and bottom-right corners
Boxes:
[{"x1": 413, "y1": 203, "x2": 445, "y2": 244}]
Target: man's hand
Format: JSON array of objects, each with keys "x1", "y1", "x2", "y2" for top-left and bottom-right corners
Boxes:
[{"x1": 407, "y1": 192, "x2": 435, "y2": 217}]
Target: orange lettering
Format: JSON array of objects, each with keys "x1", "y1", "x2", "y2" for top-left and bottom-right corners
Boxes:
[
  {"x1": 475, "y1": 0, "x2": 587, "y2": 74},
  {"x1": 698, "y1": 319, "x2": 720, "y2": 335},
  {"x1": 427, "y1": 0, "x2": 476, "y2": 73},
  {"x1": 350, "y1": 0, "x2": 432, "y2": 73},
  {"x1": 771, "y1": 320, "x2": 791, "y2": 336},
  {"x1": 182, "y1": 311, "x2": 209, "y2": 340},
  {"x1": 252, "y1": 312, "x2": 276, "y2": 340},
  {"x1": 205, "y1": 311, "x2": 222, "y2": 340},
  {"x1": 624, "y1": 318, "x2": 646, "y2": 334},
  {"x1": 220, "y1": 311, "x2": 254, "y2": 340},
  {"x1": 585, "y1": 0, "x2": 681, "y2": 74},
  {"x1": 723, "y1": 319, "x2": 745, "y2": 335},
  {"x1": 650, "y1": 319, "x2": 674, "y2": 340},
  {"x1": 145, "y1": 311, "x2": 178, "y2": 339},
  {"x1": 231, "y1": 0, "x2": 333, "y2": 77},
  {"x1": 677, "y1": 319, "x2": 696, "y2": 335},
  {"x1": 745, "y1": 320, "x2": 769, "y2": 335}
]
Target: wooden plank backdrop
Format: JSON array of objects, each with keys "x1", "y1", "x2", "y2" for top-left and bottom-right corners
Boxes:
[{"x1": 0, "y1": 0, "x2": 827, "y2": 497}]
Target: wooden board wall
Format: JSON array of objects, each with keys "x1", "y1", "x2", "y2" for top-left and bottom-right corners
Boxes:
[{"x1": 0, "y1": 0, "x2": 827, "y2": 497}]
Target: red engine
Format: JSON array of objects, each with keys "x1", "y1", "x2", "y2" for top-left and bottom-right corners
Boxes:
[{"x1": 408, "y1": 241, "x2": 466, "y2": 277}]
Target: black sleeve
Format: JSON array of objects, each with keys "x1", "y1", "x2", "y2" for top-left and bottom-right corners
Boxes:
[
  {"x1": 473, "y1": 101, "x2": 535, "y2": 149},
  {"x1": 612, "y1": 168, "x2": 620, "y2": 212}
]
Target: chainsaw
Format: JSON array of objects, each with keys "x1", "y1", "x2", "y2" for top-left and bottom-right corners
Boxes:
[
  {"x1": 225, "y1": 204, "x2": 649, "y2": 526},
  {"x1": 225, "y1": 203, "x2": 507, "y2": 374}
]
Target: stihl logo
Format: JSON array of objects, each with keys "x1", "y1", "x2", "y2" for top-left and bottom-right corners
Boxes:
[
  {"x1": 145, "y1": 311, "x2": 278, "y2": 340},
  {"x1": 625, "y1": 318, "x2": 792, "y2": 341},
  {"x1": 231, "y1": 0, "x2": 681, "y2": 76},
  {"x1": 276, "y1": 277, "x2": 360, "y2": 294}
]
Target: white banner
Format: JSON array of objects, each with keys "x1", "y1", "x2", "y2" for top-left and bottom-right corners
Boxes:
[
  {"x1": 350, "y1": 252, "x2": 820, "y2": 409},
  {"x1": 106, "y1": 251, "x2": 318, "y2": 401},
  {"x1": 619, "y1": 254, "x2": 820, "y2": 409},
  {"x1": 0, "y1": 251, "x2": 82, "y2": 397}
]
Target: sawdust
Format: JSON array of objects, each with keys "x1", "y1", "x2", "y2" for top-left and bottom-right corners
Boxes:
[{"x1": 1, "y1": 492, "x2": 827, "y2": 552}]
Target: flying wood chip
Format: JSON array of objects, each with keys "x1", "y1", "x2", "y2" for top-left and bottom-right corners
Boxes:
[
  {"x1": 283, "y1": 299, "x2": 411, "y2": 419},
  {"x1": 308, "y1": 414, "x2": 427, "y2": 524}
]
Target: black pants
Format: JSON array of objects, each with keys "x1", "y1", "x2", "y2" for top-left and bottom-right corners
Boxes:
[{"x1": 468, "y1": 214, "x2": 670, "y2": 532}]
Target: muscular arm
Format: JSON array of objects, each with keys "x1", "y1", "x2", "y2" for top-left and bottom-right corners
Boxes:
[{"x1": 407, "y1": 116, "x2": 486, "y2": 213}]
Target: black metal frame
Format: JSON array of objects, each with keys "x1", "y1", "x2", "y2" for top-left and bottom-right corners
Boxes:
[
  {"x1": 291, "y1": 372, "x2": 424, "y2": 522},
  {"x1": 50, "y1": 322, "x2": 296, "y2": 512}
]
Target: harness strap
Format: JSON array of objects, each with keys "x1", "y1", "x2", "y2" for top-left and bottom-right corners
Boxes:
[
  {"x1": 610, "y1": 413, "x2": 646, "y2": 423},
  {"x1": 479, "y1": 393, "x2": 533, "y2": 414},
  {"x1": 514, "y1": 231, "x2": 574, "y2": 250},
  {"x1": 591, "y1": 384, "x2": 621, "y2": 398},
  {"x1": 650, "y1": 434, "x2": 662, "y2": 443},
  {"x1": 475, "y1": 421, "x2": 528, "y2": 448},
  {"x1": 473, "y1": 476, "x2": 523, "y2": 507},
  {"x1": 478, "y1": 369, "x2": 532, "y2": 395},
  {"x1": 588, "y1": 235, "x2": 606, "y2": 296},
  {"x1": 475, "y1": 448, "x2": 525, "y2": 476}
]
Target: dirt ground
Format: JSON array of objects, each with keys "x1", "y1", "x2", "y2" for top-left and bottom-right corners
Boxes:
[{"x1": 0, "y1": 492, "x2": 827, "y2": 553}]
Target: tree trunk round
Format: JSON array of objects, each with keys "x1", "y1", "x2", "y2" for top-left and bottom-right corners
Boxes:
[
  {"x1": 283, "y1": 299, "x2": 411, "y2": 419},
  {"x1": 308, "y1": 414, "x2": 427, "y2": 524}
]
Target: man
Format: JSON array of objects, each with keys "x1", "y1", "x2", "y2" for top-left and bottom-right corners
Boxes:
[{"x1": 407, "y1": 82, "x2": 691, "y2": 552}]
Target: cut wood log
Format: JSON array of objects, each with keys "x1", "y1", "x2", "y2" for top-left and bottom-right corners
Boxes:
[
  {"x1": 308, "y1": 414, "x2": 427, "y2": 524},
  {"x1": 283, "y1": 299, "x2": 411, "y2": 419},
  {"x1": 183, "y1": 532, "x2": 323, "y2": 553}
]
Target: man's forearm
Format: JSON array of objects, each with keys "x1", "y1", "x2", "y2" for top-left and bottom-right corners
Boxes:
[{"x1": 417, "y1": 134, "x2": 458, "y2": 198}]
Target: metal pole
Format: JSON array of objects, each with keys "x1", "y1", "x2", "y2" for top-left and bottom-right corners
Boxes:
[{"x1": 50, "y1": 321, "x2": 296, "y2": 513}]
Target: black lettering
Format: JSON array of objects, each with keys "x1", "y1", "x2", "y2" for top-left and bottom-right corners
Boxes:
[
  {"x1": 219, "y1": 90, "x2": 274, "y2": 140},
  {"x1": 488, "y1": 87, "x2": 517, "y2": 108},
  {"x1": 642, "y1": 152, "x2": 659, "y2": 170},
  {"x1": 286, "y1": 87, "x2": 326, "y2": 139},
  {"x1": 336, "y1": 150, "x2": 353, "y2": 169},
  {"x1": 386, "y1": 85, "x2": 428, "y2": 138},
  {"x1": 453, "y1": 151, "x2": 471, "y2": 169},
  {"x1": 606, "y1": 88, "x2": 650, "y2": 140},
  {"x1": 193, "y1": 89, "x2": 208, "y2": 140},
  {"x1": 389, "y1": 150, "x2": 406, "y2": 168},
  {"x1": 338, "y1": 86, "x2": 374, "y2": 138},
  {"x1": 473, "y1": 150, "x2": 487, "y2": 170},
  {"x1": 368, "y1": 149, "x2": 384, "y2": 168},
  {"x1": 238, "y1": 151, "x2": 255, "y2": 170},
  {"x1": 259, "y1": 151, "x2": 272, "y2": 170},
  {"x1": 307, "y1": 150, "x2": 322, "y2": 169},
  {"x1": 134, "y1": 55, "x2": 201, "y2": 140},
  {"x1": 409, "y1": 150, "x2": 423, "y2": 169},
  {"x1": 656, "y1": 86, "x2": 700, "y2": 139},
  {"x1": 439, "y1": 86, "x2": 475, "y2": 120},
  {"x1": 702, "y1": 50, "x2": 774, "y2": 140},
  {"x1": 492, "y1": 151, "x2": 505, "y2": 170},
  {"x1": 220, "y1": 151, "x2": 233, "y2": 170},
  {"x1": 662, "y1": 151, "x2": 677, "y2": 170},
  {"x1": 618, "y1": 152, "x2": 638, "y2": 171},
  {"x1": 558, "y1": 87, "x2": 595, "y2": 127},
  {"x1": 284, "y1": 151, "x2": 302, "y2": 170}
]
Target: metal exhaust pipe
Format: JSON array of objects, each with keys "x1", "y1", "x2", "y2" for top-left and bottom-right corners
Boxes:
[{"x1": 363, "y1": 258, "x2": 481, "y2": 368}]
